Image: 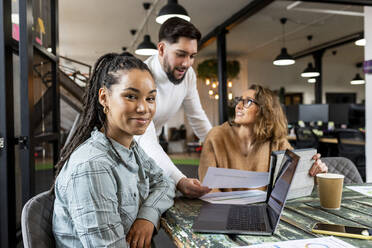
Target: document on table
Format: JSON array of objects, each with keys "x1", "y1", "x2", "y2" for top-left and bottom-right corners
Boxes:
[
  {"x1": 200, "y1": 190, "x2": 267, "y2": 205},
  {"x1": 346, "y1": 185, "x2": 372, "y2": 197},
  {"x1": 235, "y1": 236, "x2": 357, "y2": 248},
  {"x1": 201, "y1": 167, "x2": 269, "y2": 189}
]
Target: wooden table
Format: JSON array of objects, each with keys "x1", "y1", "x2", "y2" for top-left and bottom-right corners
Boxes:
[{"x1": 161, "y1": 184, "x2": 372, "y2": 247}]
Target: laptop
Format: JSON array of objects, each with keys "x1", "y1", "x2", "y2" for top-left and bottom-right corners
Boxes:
[{"x1": 192, "y1": 149, "x2": 299, "y2": 235}]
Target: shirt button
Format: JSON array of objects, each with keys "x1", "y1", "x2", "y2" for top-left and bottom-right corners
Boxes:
[{"x1": 134, "y1": 193, "x2": 136, "y2": 197}]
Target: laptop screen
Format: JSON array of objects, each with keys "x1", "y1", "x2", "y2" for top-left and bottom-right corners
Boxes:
[{"x1": 267, "y1": 150, "x2": 299, "y2": 229}]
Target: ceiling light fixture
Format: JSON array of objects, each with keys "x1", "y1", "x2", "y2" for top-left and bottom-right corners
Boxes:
[
  {"x1": 301, "y1": 62, "x2": 320, "y2": 78},
  {"x1": 350, "y1": 73, "x2": 365, "y2": 85},
  {"x1": 354, "y1": 38, "x2": 366, "y2": 46},
  {"x1": 301, "y1": 35, "x2": 319, "y2": 78},
  {"x1": 135, "y1": 3, "x2": 158, "y2": 56},
  {"x1": 308, "y1": 78, "x2": 316, "y2": 83},
  {"x1": 351, "y1": 62, "x2": 365, "y2": 85},
  {"x1": 156, "y1": 0, "x2": 190, "y2": 24},
  {"x1": 273, "y1": 18, "x2": 295, "y2": 66},
  {"x1": 135, "y1": 35, "x2": 158, "y2": 56}
]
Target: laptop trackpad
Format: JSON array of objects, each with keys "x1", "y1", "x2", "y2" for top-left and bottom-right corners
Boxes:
[{"x1": 193, "y1": 204, "x2": 229, "y2": 230}]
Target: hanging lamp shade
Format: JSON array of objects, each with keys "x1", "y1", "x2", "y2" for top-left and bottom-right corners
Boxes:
[
  {"x1": 156, "y1": 0, "x2": 190, "y2": 24},
  {"x1": 354, "y1": 38, "x2": 366, "y2": 46},
  {"x1": 308, "y1": 78, "x2": 316, "y2": 83},
  {"x1": 350, "y1": 73, "x2": 365, "y2": 85},
  {"x1": 301, "y1": 63, "x2": 320, "y2": 78},
  {"x1": 273, "y1": 48, "x2": 295, "y2": 66},
  {"x1": 135, "y1": 35, "x2": 158, "y2": 56}
]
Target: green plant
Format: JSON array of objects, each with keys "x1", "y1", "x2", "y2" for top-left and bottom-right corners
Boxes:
[{"x1": 197, "y1": 59, "x2": 240, "y2": 80}]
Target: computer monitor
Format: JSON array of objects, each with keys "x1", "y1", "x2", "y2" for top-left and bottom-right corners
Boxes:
[
  {"x1": 285, "y1": 105, "x2": 299, "y2": 124},
  {"x1": 348, "y1": 104, "x2": 365, "y2": 128},
  {"x1": 328, "y1": 104, "x2": 349, "y2": 125},
  {"x1": 298, "y1": 104, "x2": 328, "y2": 123}
]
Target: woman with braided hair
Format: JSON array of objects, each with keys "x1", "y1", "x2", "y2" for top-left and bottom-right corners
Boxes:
[{"x1": 52, "y1": 52, "x2": 175, "y2": 248}]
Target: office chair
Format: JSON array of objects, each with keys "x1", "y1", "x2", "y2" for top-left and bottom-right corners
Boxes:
[
  {"x1": 294, "y1": 126, "x2": 319, "y2": 149},
  {"x1": 335, "y1": 129, "x2": 365, "y2": 181},
  {"x1": 21, "y1": 190, "x2": 55, "y2": 248},
  {"x1": 322, "y1": 157, "x2": 363, "y2": 184}
]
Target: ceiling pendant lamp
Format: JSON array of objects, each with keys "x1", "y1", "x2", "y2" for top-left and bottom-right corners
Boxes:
[
  {"x1": 273, "y1": 17, "x2": 295, "y2": 66},
  {"x1": 350, "y1": 62, "x2": 365, "y2": 85},
  {"x1": 135, "y1": 3, "x2": 157, "y2": 56},
  {"x1": 308, "y1": 78, "x2": 316, "y2": 83},
  {"x1": 350, "y1": 73, "x2": 365, "y2": 85},
  {"x1": 156, "y1": 0, "x2": 190, "y2": 24},
  {"x1": 135, "y1": 35, "x2": 158, "y2": 56},
  {"x1": 301, "y1": 62, "x2": 320, "y2": 78},
  {"x1": 354, "y1": 38, "x2": 366, "y2": 46},
  {"x1": 301, "y1": 36, "x2": 319, "y2": 78}
]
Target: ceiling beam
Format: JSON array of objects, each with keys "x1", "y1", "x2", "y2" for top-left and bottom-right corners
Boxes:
[
  {"x1": 198, "y1": 0, "x2": 274, "y2": 50},
  {"x1": 292, "y1": 31, "x2": 363, "y2": 60},
  {"x1": 289, "y1": 0, "x2": 372, "y2": 6}
]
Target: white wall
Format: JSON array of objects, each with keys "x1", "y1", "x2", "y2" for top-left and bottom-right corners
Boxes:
[{"x1": 365, "y1": 6, "x2": 372, "y2": 183}]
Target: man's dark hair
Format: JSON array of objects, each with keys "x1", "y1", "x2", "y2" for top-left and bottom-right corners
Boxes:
[{"x1": 159, "y1": 17, "x2": 201, "y2": 44}]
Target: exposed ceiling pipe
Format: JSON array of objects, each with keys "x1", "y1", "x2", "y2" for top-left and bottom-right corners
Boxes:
[{"x1": 287, "y1": 1, "x2": 364, "y2": 17}]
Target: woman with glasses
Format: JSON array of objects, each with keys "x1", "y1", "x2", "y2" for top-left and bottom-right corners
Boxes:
[{"x1": 198, "y1": 84, "x2": 327, "y2": 192}]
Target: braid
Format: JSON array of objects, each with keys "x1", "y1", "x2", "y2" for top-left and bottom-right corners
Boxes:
[{"x1": 53, "y1": 52, "x2": 153, "y2": 186}]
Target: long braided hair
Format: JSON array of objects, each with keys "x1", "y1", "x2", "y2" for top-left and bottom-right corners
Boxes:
[{"x1": 55, "y1": 52, "x2": 153, "y2": 177}]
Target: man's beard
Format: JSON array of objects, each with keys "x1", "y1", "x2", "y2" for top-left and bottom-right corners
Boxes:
[{"x1": 163, "y1": 56, "x2": 188, "y2": 85}]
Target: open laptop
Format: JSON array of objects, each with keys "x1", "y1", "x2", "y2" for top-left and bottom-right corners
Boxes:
[{"x1": 192, "y1": 149, "x2": 299, "y2": 235}]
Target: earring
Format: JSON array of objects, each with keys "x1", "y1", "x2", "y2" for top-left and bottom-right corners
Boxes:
[{"x1": 103, "y1": 106, "x2": 109, "y2": 114}]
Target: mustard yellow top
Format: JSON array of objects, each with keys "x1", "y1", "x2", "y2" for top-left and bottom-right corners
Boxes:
[{"x1": 198, "y1": 122, "x2": 292, "y2": 192}]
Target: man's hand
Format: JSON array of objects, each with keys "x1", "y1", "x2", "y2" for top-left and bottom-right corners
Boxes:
[
  {"x1": 177, "y1": 177, "x2": 211, "y2": 198},
  {"x1": 309, "y1": 153, "x2": 328, "y2": 177},
  {"x1": 126, "y1": 219, "x2": 154, "y2": 248}
]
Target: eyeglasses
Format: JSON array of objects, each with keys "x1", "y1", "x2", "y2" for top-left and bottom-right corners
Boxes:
[{"x1": 234, "y1": 96, "x2": 259, "y2": 109}]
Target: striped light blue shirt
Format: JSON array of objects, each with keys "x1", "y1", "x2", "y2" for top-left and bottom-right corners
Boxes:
[{"x1": 53, "y1": 129, "x2": 175, "y2": 247}]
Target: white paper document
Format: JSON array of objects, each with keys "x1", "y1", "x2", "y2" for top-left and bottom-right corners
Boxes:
[
  {"x1": 235, "y1": 236, "x2": 357, "y2": 248},
  {"x1": 271, "y1": 149, "x2": 316, "y2": 200},
  {"x1": 346, "y1": 185, "x2": 372, "y2": 197},
  {"x1": 201, "y1": 167, "x2": 269, "y2": 189},
  {"x1": 200, "y1": 190, "x2": 267, "y2": 205}
]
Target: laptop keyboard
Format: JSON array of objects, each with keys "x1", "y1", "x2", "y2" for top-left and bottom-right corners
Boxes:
[{"x1": 226, "y1": 205, "x2": 267, "y2": 231}]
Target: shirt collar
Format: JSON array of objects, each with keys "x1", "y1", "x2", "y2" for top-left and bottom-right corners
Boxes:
[{"x1": 91, "y1": 128, "x2": 137, "y2": 160}]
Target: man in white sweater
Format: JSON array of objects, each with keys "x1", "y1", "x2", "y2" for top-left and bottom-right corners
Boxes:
[{"x1": 136, "y1": 18, "x2": 212, "y2": 198}]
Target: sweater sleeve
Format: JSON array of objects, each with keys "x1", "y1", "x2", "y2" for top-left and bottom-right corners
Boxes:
[
  {"x1": 182, "y1": 69, "x2": 212, "y2": 141},
  {"x1": 135, "y1": 121, "x2": 185, "y2": 184}
]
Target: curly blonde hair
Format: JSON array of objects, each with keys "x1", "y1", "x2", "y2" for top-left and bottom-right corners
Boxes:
[{"x1": 249, "y1": 84, "x2": 288, "y2": 145}]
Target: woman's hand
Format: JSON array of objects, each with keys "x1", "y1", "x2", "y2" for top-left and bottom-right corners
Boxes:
[
  {"x1": 309, "y1": 153, "x2": 328, "y2": 177},
  {"x1": 126, "y1": 219, "x2": 154, "y2": 248},
  {"x1": 177, "y1": 178, "x2": 211, "y2": 198}
]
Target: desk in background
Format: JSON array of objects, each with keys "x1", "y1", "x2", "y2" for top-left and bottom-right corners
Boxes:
[
  {"x1": 161, "y1": 184, "x2": 372, "y2": 248},
  {"x1": 287, "y1": 136, "x2": 365, "y2": 145}
]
